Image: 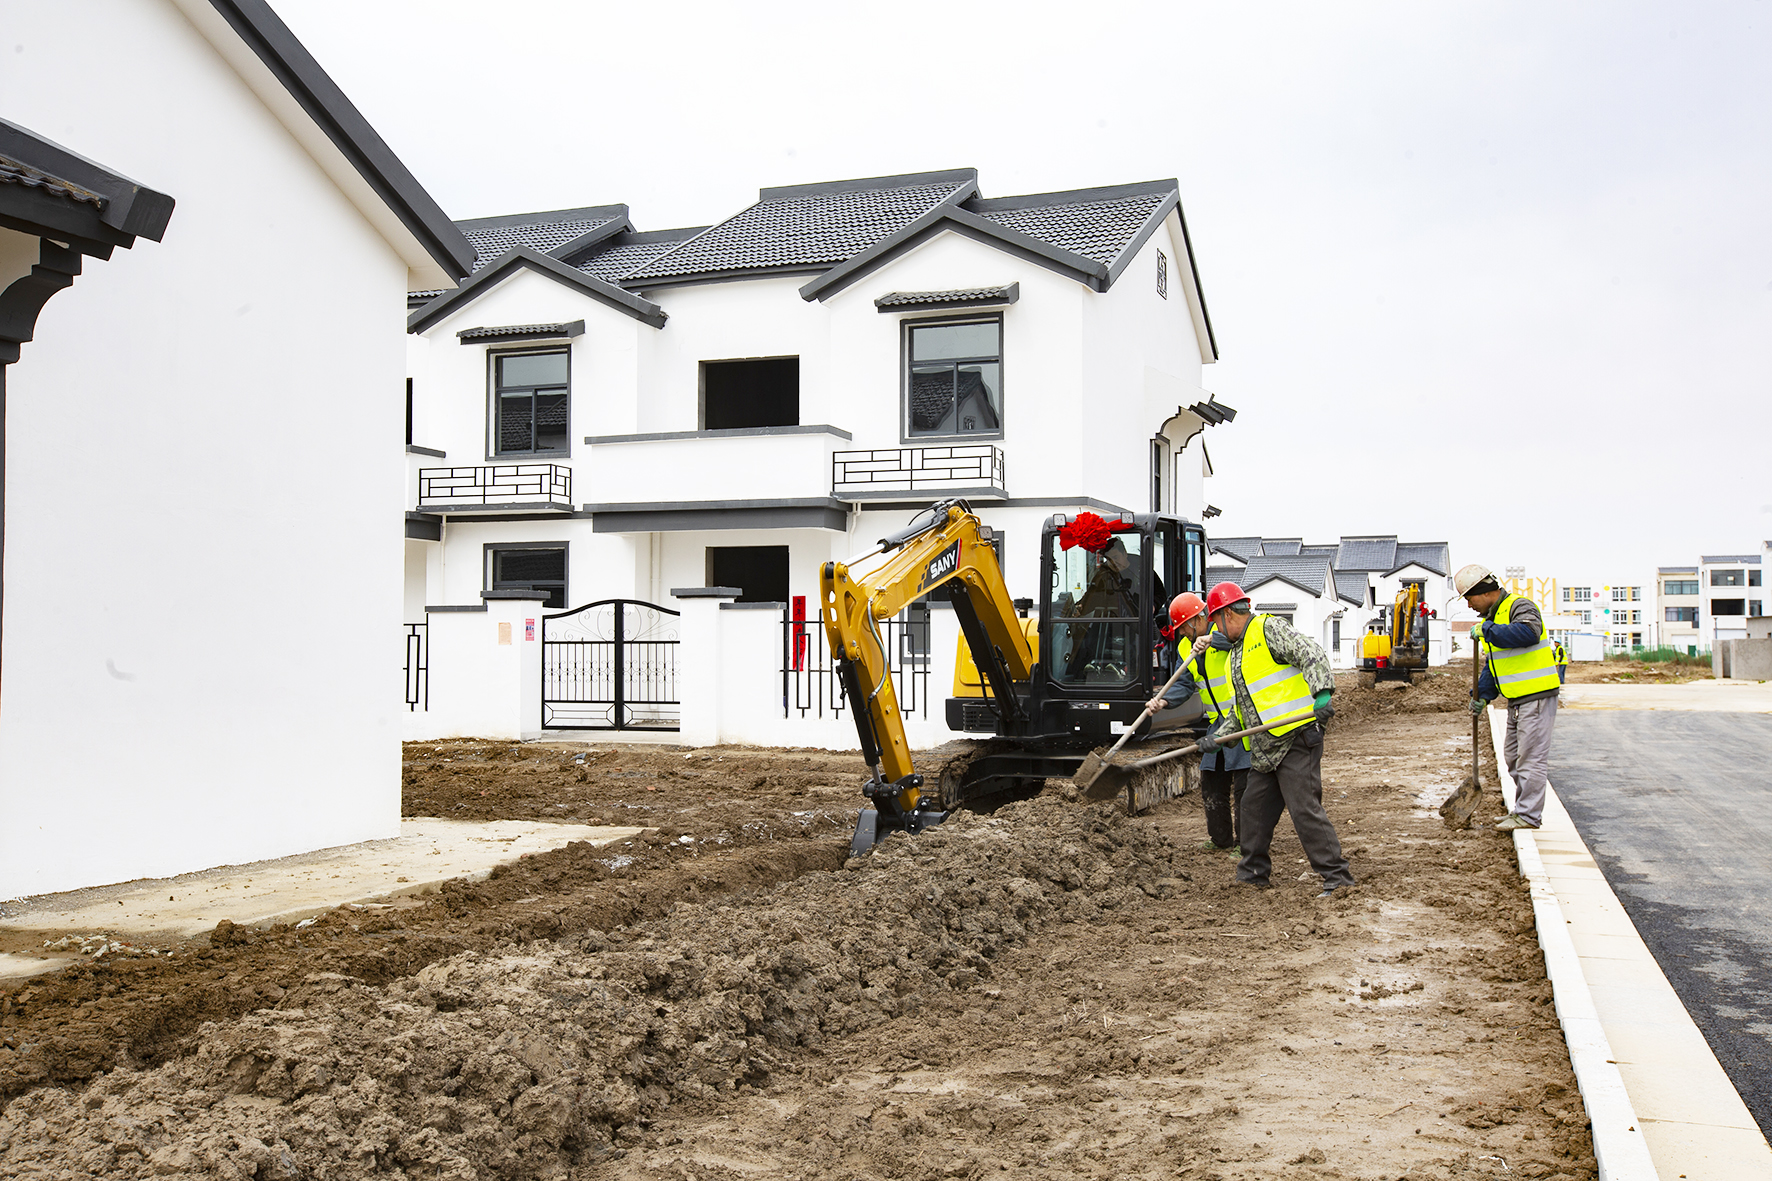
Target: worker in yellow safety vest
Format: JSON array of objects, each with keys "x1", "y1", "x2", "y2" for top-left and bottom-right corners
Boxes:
[
  {"x1": 1191, "y1": 581, "x2": 1354, "y2": 897},
  {"x1": 1147, "y1": 592, "x2": 1247, "y2": 852},
  {"x1": 1457, "y1": 564, "x2": 1560, "y2": 830},
  {"x1": 1553, "y1": 640, "x2": 1569, "y2": 683}
]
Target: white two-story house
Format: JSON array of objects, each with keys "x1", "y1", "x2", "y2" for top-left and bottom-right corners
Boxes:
[{"x1": 402, "y1": 170, "x2": 1228, "y2": 680}]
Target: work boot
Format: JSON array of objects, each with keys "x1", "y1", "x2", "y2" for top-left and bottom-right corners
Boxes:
[
  {"x1": 1494, "y1": 814, "x2": 1540, "y2": 831},
  {"x1": 1198, "y1": 841, "x2": 1241, "y2": 854}
]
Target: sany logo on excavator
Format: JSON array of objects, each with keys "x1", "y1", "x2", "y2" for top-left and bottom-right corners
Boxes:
[{"x1": 919, "y1": 541, "x2": 960, "y2": 590}]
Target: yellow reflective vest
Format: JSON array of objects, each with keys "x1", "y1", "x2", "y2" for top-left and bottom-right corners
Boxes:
[
  {"x1": 1484, "y1": 594, "x2": 1561, "y2": 699},
  {"x1": 1231, "y1": 614, "x2": 1318, "y2": 747},
  {"x1": 1192, "y1": 631, "x2": 1233, "y2": 724}
]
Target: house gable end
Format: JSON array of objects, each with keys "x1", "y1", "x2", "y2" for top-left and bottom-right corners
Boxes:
[{"x1": 409, "y1": 247, "x2": 666, "y2": 335}]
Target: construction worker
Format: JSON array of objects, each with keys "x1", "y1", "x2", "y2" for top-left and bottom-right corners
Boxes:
[
  {"x1": 1554, "y1": 639, "x2": 1569, "y2": 684},
  {"x1": 1146, "y1": 592, "x2": 1245, "y2": 852},
  {"x1": 1196, "y1": 581, "x2": 1354, "y2": 897},
  {"x1": 1457, "y1": 564, "x2": 1560, "y2": 831}
]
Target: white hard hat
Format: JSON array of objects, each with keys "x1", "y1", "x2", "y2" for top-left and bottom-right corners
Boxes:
[{"x1": 1452, "y1": 563, "x2": 1496, "y2": 596}]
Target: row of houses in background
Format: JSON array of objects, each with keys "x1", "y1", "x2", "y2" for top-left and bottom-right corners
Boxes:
[{"x1": 1204, "y1": 535, "x2": 1454, "y2": 668}]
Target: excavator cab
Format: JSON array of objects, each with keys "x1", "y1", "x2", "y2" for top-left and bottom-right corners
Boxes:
[{"x1": 946, "y1": 512, "x2": 1205, "y2": 739}]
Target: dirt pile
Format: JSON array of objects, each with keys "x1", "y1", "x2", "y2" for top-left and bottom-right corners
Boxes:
[
  {"x1": 1333, "y1": 664, "x2": 1471, "y2": 726},
  {"x1": 0, "y1": 792, "x2": 1188, "y2": 1179}
]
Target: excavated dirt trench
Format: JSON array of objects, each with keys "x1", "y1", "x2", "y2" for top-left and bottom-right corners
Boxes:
[{"x1": 1, "y1": 665, "x2": 1597, "y2": 1180}]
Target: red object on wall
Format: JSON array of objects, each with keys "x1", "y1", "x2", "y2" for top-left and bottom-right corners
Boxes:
[{"x1": 792, "y1": 595, "x2": 808, "y2": 672}]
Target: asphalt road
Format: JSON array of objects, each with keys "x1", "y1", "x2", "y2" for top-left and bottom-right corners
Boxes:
[{"x1": 1551, "y1": 709, "x2": 1772, "y2": 1139}]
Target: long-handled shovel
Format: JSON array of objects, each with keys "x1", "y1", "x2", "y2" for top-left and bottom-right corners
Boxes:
[
  {"x1": 1072, "y1": 657, "x2": 1194, "y2": 797},
  {"x1": 1440, "y1": 640, "x2": 1485, "y2": 829},
  {"x1": 1077, "y1": 715, "x2": 1308, "y2": 802}
]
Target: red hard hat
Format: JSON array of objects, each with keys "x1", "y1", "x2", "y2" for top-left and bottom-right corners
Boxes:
[
  {"x1": 1168, "y1": 592, "x2": 1207, "y2": 627},
  {"x1": 1206, "y1": 580, "x2": 1249, "y2": 616}
]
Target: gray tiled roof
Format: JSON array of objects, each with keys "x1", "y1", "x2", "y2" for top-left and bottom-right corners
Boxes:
[
  {"x1": 1701, "y1": 554, "x2": 1762, "y2": 564},
  {"x1": 0, "y1": 155, "x2": 105, "y2": 207},
  {"x1": 970, "y1": 190, "x2": 1168, "y2": 265},
  {"x1": 1333, "y1": 569, "x2": 1370, "y2": 606},
  {"x1": 463, "y1": 215, "x2": 622, "y2": 273},
  {"x1": 1209, "y1": 537, "x2": 1262, "y2": 562},
  {"x1": 1389, "y1": 542, "x2": 1450, "y2": 576},
  {"x1": 1205, "y1": 565, "x2": 1243, "y2": 587},
  {"x1": 624, "y1": 178, "x2": 970, "y2": 282},
  {"x1": 1261, "y1": 539, "x2": 1302, "y2": 556},
  {"x1": 1238, "y1": 554, "x2": 1333, "y2": 597},
  {"x1": 876, "y1": 285, "x2": 1016, "y2": 307},
  {"x1": 1657, "y1": 566, "x2": 1698, "y2": 574},
  {"x1": 1336, "y1": 536, "x2": 1399, "y2": 571},
  {"x1": 575, "y1": 237, "x2": 700, "y2": 284}
]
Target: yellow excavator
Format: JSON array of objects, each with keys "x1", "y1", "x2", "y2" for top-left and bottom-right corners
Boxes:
[
  {"x1": 820, "y1": 499, "x2": 1206, "y2": 854},
  {"x1": 1358, "y1": 576, "x2": 1432, "y2": 686}
]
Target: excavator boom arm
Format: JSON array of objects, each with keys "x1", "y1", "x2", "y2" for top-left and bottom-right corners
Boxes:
[{"x1": 819, "y1": 503, "x2": 1035, "y2": 789}]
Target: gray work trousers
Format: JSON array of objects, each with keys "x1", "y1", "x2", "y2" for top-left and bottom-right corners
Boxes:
[
  {"x1": 1201, "y1": 767, "x2": 1246, "y2": 849},
  {"x1": 1502, "y1": 694, "x2": 1558, "y2": 826},
  {"x1": 1236, "y1": 725, "x2": 1355, "y2": 889}
]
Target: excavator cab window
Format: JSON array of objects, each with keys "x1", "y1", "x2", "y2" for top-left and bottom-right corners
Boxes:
[{"x1": 1049, "y1": 528, "x2": 1146, "y2": 686}]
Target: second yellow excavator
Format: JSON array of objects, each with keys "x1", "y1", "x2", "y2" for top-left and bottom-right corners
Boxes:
[
  {"x1": 820, "y1": 499, "x2": 1207, "y2": 854},
  {"x1": 1358, "y1": 577, "x2": 1433, "y2": 686}
]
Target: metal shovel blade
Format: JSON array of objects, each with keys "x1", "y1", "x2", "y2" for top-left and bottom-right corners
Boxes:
[{"x1": 1439, "y1": 772, "x2": 1484, "y2": 830}]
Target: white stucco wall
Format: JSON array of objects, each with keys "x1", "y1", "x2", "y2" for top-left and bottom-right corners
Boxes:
[{"x1": 0, "y1": 1, "x2": 423, "y2": 896}]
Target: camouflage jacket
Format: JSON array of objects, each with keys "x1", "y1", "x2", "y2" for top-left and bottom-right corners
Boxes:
[{"x1": 1228, "y1": 614, "x2": 1335, "y2": 773}]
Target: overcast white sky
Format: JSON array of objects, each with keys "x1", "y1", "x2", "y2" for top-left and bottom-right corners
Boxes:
[{"x1": 280, "y1": 0, "x2": 1770, "y2": 587}]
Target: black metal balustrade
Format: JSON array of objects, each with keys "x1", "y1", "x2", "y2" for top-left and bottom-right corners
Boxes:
[
  {"x1": 417, "y1": 464, "x2": 571, "y2": 510},
  {"x1": 403, "y1": 623, "x2": 427, "y2": 712},
  {"x1": 782, "y1": 610, "x2": 928, "y2": 720},
  {"x1": 831, "y1": 445, "x2": 1006, "y2": 497}
]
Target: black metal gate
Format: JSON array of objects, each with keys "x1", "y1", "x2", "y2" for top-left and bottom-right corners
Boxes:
[{"x1": 542, "y1": 599, "x2": 680, "y2": 730}]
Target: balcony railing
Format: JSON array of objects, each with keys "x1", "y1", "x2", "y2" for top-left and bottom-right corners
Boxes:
[
  {"x1": 417, "y1": 464, "x2": 571, "y2": 511},
  {"x1": 832, "y1": 444, "x2": 1006, "y2": 498}
]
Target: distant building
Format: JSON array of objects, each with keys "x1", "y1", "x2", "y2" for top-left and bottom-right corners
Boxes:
[
  {"x1": 1648, "y1": 543, "x2": 1770, "y2": 653},
  {"x1": 1656, "y1": 567, "x2": 1701, "y2": 652},
  {"x1": 1207, "y1": 535, "x2": 1452, "y2": 667},
  {"x1": 1699, "y1": 551, "x2": 1766, "y2": 645}
]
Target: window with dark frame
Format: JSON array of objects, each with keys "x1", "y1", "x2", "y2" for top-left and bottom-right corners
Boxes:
[
  {"x1": 906, "y1": 318, "x2": 1001, "y2": 438},
  {"x1": 493, "y1": 350, "x2": 569, "y2": 456},
  {"x1": 702, "y1": 358, "x2": 799, "y2": 430},
  {"x1": 488, "y1": 546, "x2": 567, "y2": 609}
]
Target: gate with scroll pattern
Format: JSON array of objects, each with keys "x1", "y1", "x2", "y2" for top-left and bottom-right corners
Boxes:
[{"x1": 541, "y1": 599, "x2": 680, "y2": 730}]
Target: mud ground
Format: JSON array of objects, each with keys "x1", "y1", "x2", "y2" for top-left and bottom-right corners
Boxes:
[{"x1": 1, "y1": 663, "x2": 1597, "y2": 1180}]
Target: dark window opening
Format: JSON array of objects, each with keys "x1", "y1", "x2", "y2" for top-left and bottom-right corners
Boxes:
[
  {"x1": 1332, "y1": 618, "x2": 1341, "y2": 648},
  {"x1": 1665, "y1": 607, "x2": 1697, "y2": 623},
  {"x1": 1752, "y1": 600, "x2": 1764, "y2": 617},
  {"x1": 906, "y1": 318, "x2": 1001, "y2": 437},
  {"x1": 1711, "y1": 569, "x2": 1745, "y2": 587},
  {"x1": 1151, "y1": 440, "x2": 1163, "y2": 513},
  {"x1": 1712, "y1": 598, "x2": 1746, "y2": 616},
  {"x1": 489, "y1": 546, "x2": 567, "y2": 609},
  {"x1": 702, "y1": 358, "x2": 799, "y2": 430},
  {"x1": 707, "y1": 546, "x2": 789, "y2": 604},
  {"x1": 1752, "y1": 570, "x2": 1763, "y2": 587},
  {"x1": 493, "y1": 350, "x2": 569, "y2": 455},
  {"x1": 405, "y1": 377, "x2": 414, "y2": 446}
]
